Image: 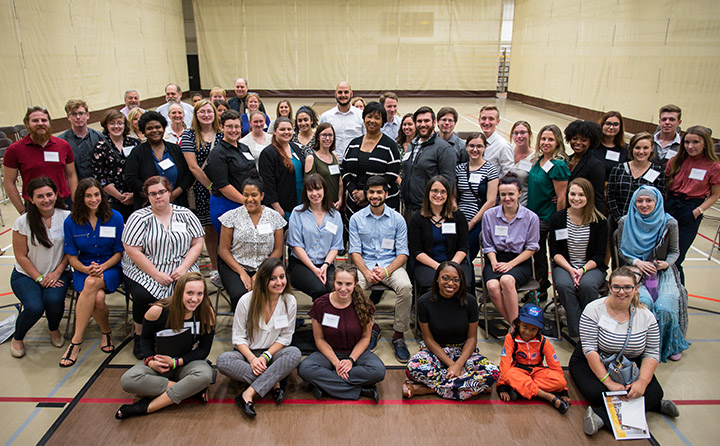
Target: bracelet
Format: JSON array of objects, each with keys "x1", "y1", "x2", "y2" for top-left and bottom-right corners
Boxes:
[
  {"x1": 207, "y1": 182, "x2": 213, "y2": 191},
  {"x1": 383, "y1": 267, "x2": 389, "y2": 278},
  {"x1": 322, "y1": 261, "x2": 330, "y2": 267},
  {"x1": 262, "y1": 351, "x2": 272, "y2": 363},
  {"x1": 600, "y1": 372, "x2": 610, "y2": 383},
  {"x1": 172, "y1": 358, "x2": 177, "y2": 370},
  {"x1": 697, "y1": 207, "x2": 704, "y2": 214},
  {"x1": 348, "y1": 357, "x2": 356, "y2": 365},
  {"x1": 582, "y1": 266, "x2": 587, "y2": 274},
  {"x1": 35, "y1": 275, "x2": 44, "y2": 283}
]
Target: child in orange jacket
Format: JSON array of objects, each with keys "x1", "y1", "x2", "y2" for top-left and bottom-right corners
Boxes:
[{"x1": 497, "y1": 303, "x2": 571, "y2": 414}]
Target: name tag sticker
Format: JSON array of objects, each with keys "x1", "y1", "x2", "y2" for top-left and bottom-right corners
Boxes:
[
  {"x1": 541, "y1": 161, "x2": 553, "y2": 173},
  {"x1": 517, "y1": 160, "x2": 532, "y2": 172},
  {"x1": 257, "y1": 223, "x2": 273, "y2": 234},
  {"x1": 122, "y1": 146, "x2": 134, "y2": 157},
  {"x1": 664, "y1": 149, "x2": 677, "y2": 160},
  {"x1": 183, "y1": 321, "x2": 200, "y2": 334},
  {"x1": 441, "y1": 223, "x2": 456, "y2": 234},
  {"x1": 324, "y1": 222, "x2": 338, "y2": 235},
  {"x1": 555, "y1": 228, "x2": 568, "y2": 240},
  {"x1": 49, "y1": 227, "x2": 63, "y2": 239},
  {"x1": 642, "y1": 169, "x2": 660, "y2": 183},
  {"x1": 381, "y1": 238, "x2": 394, "y2": 250},
  {"x1": 494, "y1": 225, "x2": 508, "y2": 237},
  {"x1": 243, "y1": 152, "x2": 254, "y2": 160},
  {"x1": 99, "y1": 226, "x2": 116, "y2": 238},
  {"x1": 321, "y1": 313, "x2": 340, "y2": 329},
  {"x1": 158, "y1": 158, "x2": 175, "y2": 170},
  {"x1": 402, "y1": 152, "x2": 411, "y2": 162},
  {"x1": 689, "y1": 168, "x2": 706, "y2": 181},
  {"x1": 274, "y1": 315, "x2": 289, "y2": 329},
  {"x1": 328, "y1": 164, "x2": 341, "y2": 175},
  {"x1": 469, "y1": 173, "x2": 482, "y2": 184},
  {"x1": 605, "y1": 150, "x2": 620, "y2": 162},
  {"x1": 44, "y1": 151, "x2": 60, "y2": 163},
  {"x1": 598, "y1": 315, "x2": 618, "y2": 332},
  {"x1": 171, "y1": 222, "x2": 186, "y2": 232}
]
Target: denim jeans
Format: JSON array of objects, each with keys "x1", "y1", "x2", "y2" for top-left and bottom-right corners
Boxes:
[{"x1": 11, "y1": 268, "x2": 72, "y2": 340}]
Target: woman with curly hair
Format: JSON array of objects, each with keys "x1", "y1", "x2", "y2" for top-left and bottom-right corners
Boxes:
[{"x1": 565, "y1": 120, "x2": 606, "y2": 214}]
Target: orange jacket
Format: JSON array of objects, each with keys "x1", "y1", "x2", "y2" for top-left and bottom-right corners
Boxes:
[{"x1": 499, "y1": 332, "x2": 563, "y2": 375}]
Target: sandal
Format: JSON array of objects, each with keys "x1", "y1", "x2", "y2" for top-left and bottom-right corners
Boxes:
[
  {"x1": 100, "y1": 332, "x2": 114, "y2": 354},
  {"x1": 191, "y1": 387, "x2": 209, "y2": 404},
  {"x1": 59, "y1": 342, "x2": 82, "y2": 368},
  {"x1": 552, "y1": 396, "x2": 570, "y2": 415},
  {"x1": 115, "y1": 397, "x2": 152, "y2": 420},
  {"x1": 402, "y1": 380, "x2": 415, "y2": 399}
]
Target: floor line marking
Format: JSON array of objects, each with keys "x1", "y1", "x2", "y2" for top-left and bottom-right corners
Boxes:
[
  {"x1": 662, "y1": 415, "x2": 692, "y2": 446},
  {"x1": 690, "y1": 246, "x2": 720, "y2": 265},
  {"x1": 697, "y1": 232, "x2": 719, "y2": 247},
  {"x1": 689, "y1": 294, "x2": 720, "y2": 303}
]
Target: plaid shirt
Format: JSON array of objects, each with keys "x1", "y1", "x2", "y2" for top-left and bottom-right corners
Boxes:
[{"x1": 607, "y1": 161, "x2": 666, "y2": 220}]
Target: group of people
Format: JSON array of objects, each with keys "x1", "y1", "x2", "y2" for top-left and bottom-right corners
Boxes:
[{"x1": 5, "y1": 80, "x2": 716, "y2": 435}]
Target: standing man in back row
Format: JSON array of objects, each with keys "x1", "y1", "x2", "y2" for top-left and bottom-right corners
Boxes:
[
  {"x1": 479, "y1": 105, "x2": 513, "y2": 177},
  {"x1": 437, "y1": 106, "x2": 467, "y2": 164},
  {"x1": 320, "y1": 81, "x2": 364, "y2": 163},
  {"x1": 228, "y1": 78, "x2": 266, "y2": 114},
  {"x1": 59, "y1": 99, "x2": 105, "y2": 181},
  {"x1": 380, "y1": 92, "x2": 401, "y2": 140},
  {"x1": 653, "y1": 104, "x2": 682, "y2": 169},
  {"x1": 156, "y1": 83, "x2": 194, "y2": 127}
]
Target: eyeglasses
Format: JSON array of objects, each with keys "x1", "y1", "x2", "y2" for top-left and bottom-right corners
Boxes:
[
  {"x1": 319, "y1": 133, "x2": 334, "y2": 139},
  {"x1": 603, "y1": 122, "x2": 620, "y2": 127},
  {"x1": 148, "y1": 189, "x2": 169, "y2": 197},
  {"x1": 69, "y1": 112, "x2": 87, "y2": 117},
  {"x1": 467, "y1": 144, "x2": 485, "y2": 150},
  {"x1": 430, "y1": 189, "x2": 447, "y2": 195},
  {"x1": 610, "y1": 284, "x2": 635, "y2": 293},
  {"x1": 440, "y1": 275, "x2": 461, "y2": 284},
  {"x1": 512, "y1": 130, "x2": 528, "y2": 135}
]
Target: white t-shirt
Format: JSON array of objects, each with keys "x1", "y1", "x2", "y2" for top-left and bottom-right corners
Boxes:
[{"x1": 13, "y1": 209, "x2": 71, "y2": 277}]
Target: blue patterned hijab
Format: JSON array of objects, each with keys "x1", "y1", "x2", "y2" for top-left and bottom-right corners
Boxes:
[{"x1": 620, "y1": 186, "x2": 670, "y2": 261}]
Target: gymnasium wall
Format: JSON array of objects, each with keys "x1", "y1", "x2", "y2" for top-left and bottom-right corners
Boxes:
[
  {"x1": 0, "y1": 0, "x2": 187, "y2": 125},
  {"x1": 509, "y1": 0, "x2": 720, "y2": 133},
  {"x1": 193, "y1": 0, "x2": 503, "y2": 94}
]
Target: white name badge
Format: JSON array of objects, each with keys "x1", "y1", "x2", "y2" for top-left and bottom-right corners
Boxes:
[
  {"x1": 555, "y1": 228, "x2": 568, "y2": 240},
  {"x1": 381, "y1": 238, "x2": 394, "y2": 249},
  {"x1": 158, "y1": 158, "x2": 175, "y2": 170},
  {"x1": 44, "y1": 151, "x2": 60, "y2": 163},
  {"x1": 99, "y1": 226, "x2": 116, "y2": 238},
  {"x1": 664, "y1": 149, "x2": 677, "y2": 160},
  {"x1": 541, "y1": 161, "x2": 554, "y2": 173},
  {"x1": 402, "y1": 152, "x2": 411, "y2": 162},
  {"x1": 441, "y1": 223, "x2": 456, "y2": 234},
  {"x1": 598, "y1": 315, "x2": 618, "y2": 332},
  {"x1": 243, "y1": 152, "x2": 254, "y2": 160},
  {"x1": 183, "y1": 321, "x2": 200, "y2": 334},
  {"x1": 324, "y1": 221, "x2": 338, "y2": 235},
  {"x1": 689, "y1": 168, "x2": 706, "y2": 181},
  {"x1": 49, "y1": 227, "x2": 63, "y2": 239},
  {"x1": 321, "y1": 313, "x2": 340, "y2": 329},
  {"x1": 469, "y1": 173, "x2": 482, "y2": 184},
  {"x1": 328, "y1": 164, "x2": 341, "y2": 175},
  {"x1": 642, "y1": 169, "x2": 660, "y2": 183},
  {"x1": 257, "y1": 223, "x2": 273, "y2": 234},
  {"x1": 605, "y1": 150, "x2": 620, "y2": 162},
  {"x1": 517, "y1": 160, "x2": 532, "y2": 172},
  {"x1": 274, "y1": 314, "x2": 289, "y2": 329},
  {"x1": 171, "y1": 221, "x2": 186, "y2": 232},
  {"x1": 122, "y1": 146, "x2": 134, "y2": 157},
  {"x1": 494, "y1": 225, "x2": 508, "y2": 237}
]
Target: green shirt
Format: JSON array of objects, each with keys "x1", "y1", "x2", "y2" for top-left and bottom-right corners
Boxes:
[{"x1": 527, "y1": 158, "x2": 571, "y2": 222}]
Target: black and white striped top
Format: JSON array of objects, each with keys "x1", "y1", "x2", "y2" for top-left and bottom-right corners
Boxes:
[
  {"x1": 455, "y1": 161, "x2": 499, "y2": 222},
  {"x1": 121, "y1": 205, "x2": 205, "y2": 299},
  {"x1": 580, "y1": 297, "x2": 660, "y2": 362},
  {"x1": 566, "y1": 215, "x2": 590, "y2": 269}
]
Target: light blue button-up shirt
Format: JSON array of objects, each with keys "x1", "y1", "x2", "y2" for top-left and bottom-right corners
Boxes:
[
  {"x1": 348, "y1": 204, "x2": 408, "y2": 268},
  {"x1": 286, "y1": 205, "x2": 344, "y2": 265}
]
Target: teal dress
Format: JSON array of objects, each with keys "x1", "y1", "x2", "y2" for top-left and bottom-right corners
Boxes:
[
  {"x1": 288, "y1": 153, "x2": 303, "y2": 220},
  {"x1": 527, "y1": 158, "x2": 571, "y2": 222}
]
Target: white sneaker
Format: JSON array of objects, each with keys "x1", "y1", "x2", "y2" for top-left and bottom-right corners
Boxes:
[
  {"x1": 210, "y1": 270, "x2": 223, "y2": 288},
  {"x1": 583, "y1": 406, "x2": 604, "y2": 436}
]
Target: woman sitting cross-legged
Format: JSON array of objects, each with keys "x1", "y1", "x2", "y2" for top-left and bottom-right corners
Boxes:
[
  {"x1": 298, "y1": 263, "x2": 385, "y2": 402},
  {"x1": 403, "y1": 261, "x2": 500, "y2": 400},
  {"x1": 116, "y1": 272, "x2": 215, "y2": 419},
  {"x1": 217, "y1": 258, "x2": 302, "y2": 419}
]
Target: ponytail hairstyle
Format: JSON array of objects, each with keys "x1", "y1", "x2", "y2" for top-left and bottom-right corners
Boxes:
[
  {"x1": 25, "y1": 177, "x2": 65, "y2": 248},
  {"x1": 271, "y1": 117, "x2": 295, "y2": 171},
  {"x1": 332, "y1": 263, "x2": 374, "y2": 327}
]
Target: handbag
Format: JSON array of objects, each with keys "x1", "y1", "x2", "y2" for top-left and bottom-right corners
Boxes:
[
  {"x1": 187, "y1": 137, "x2": 216, "y2": 210},
  {"x1": 600, "y1": 306, "x2": 640, "y2": 386}
]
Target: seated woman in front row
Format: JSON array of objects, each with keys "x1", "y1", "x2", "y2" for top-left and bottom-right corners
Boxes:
[
  {"x1": 116, "y1": 272, "x2": 215, "y2": 419},
  {"x1": 408, "y1": 175, "x2": 472, "y2": 296},
  {"x1": 298, "y1": 263, "x2": 385, "y2": 403},
  {"x1": 404, "y1": 262, "x2": 499, "y2": 400},
  {"x1": 217, "y1": 258, "x2": 301, "y2": 419},
  {"x1": 481, "y1": 173, "x2": 540, "y2": 324},
  {"x1": 287, "y1": 174, "x2": 344, "y2": 300},
  {"x1": 217, "y1": 177, "x2": 286, "y2": 311}
]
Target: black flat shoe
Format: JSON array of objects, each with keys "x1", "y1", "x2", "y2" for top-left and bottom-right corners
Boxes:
[
  {"x1": 312, "y1": 386, "x2": 324, "y2": 400},
  {"x1": 552, "y1": 396, "x2": 570, "y2": 415},
  {"x1": 133, "y1": 335, "x2": 143, "y2": 360},
  {"x1": 360, "y1": 385, "x2": 379, "y2": 404},
  {"x1": 271, "y1": 387, "x2": 286, "y2": 404},
  {"x1": 234, "y1": 394, "x2": 256, "y2": 419},
  {"x1": 115, "y1": 397, "x2": 151, "y2": 420}
]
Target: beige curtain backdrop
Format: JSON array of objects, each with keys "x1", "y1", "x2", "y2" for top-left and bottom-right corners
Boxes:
[
  {"x1": 509, "y1": 0, "x2": 720, "y2": 132},
  {"x1": 194, "y1": 0, "x2": 502, "y2": 92},
  {"x1": 0, "y1": 0, "x2": 188, "y2": 125}
]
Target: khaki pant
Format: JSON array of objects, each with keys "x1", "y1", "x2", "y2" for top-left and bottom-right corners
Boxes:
[{"x1": 357, "y1": 267, "x2": 412, "y2": 333}]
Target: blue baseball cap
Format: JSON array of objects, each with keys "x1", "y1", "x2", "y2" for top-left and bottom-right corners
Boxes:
[{"x1": 518, "y1": 303, "x2": 544, "y2": 329}]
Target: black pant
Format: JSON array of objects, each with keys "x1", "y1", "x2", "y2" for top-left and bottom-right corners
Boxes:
[
  {"x1": 665, "y1": 193, "x2": 704, "y2": 285},
  {"x1": 532, "y1": 220, "x2": 551, "y2": 291},
  {"x1": 568, "y1": 343, "x2": 664, "y2": 429},
  {"x1": 287, "y1": 257, "x2": 334, "y2": 300},
  {"x1": 218, "y1": 257, "x2": 255, "y2": 311},
  {"x1": 125, "y1": 277, "x2": 159, "y2": 324}
]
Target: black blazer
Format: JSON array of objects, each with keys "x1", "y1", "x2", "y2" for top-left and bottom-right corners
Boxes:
[
  {"x1": 124, "y1": 141, "x2": 192, "y2": 209},
  {"x1": 408, "y1": 210, "x2": 469, "y2": 261},
  {"x1": 548, "y1": 209, "x2": 607, "y2": 271},
  {"x1": 569, "y1": 151, "x2": 606, "y2": 215},
  {"x1": 258, "y1": 142, "x2": 306, "y2": 214}
]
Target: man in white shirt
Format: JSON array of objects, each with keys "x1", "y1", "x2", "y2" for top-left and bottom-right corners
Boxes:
[
  {"x1": 319, "y1": 81, "x2": 364, "y2": 163},
  {"x1": 479, "y1": 105, "x2": 513, "y2": 177},
  {"x1": 380, "y1": 92, "x2": 401, "y2": 140},
  {"x1": 652, "y1": 104, "x2": 682, "y2": 169},
  {"x1": 155, "y1": 83, "x2": 194, "y2": 127},
  {"x1": 120, "y1": 90, "x2": 141, "y2": 117}
]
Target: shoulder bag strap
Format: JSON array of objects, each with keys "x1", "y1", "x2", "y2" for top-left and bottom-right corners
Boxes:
[{"x1": 616, "y1": 306, "x2": 635, "y2": 362}]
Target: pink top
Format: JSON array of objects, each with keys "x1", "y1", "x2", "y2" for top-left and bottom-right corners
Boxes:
[{"x1": 666, "y1": 155, "x2": 720, "y2": 199}]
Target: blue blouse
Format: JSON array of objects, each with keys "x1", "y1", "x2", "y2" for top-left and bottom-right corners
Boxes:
[
  {"x1": 153, "y1": 149, "x2": 179, "y2": 187},
  {"x1": 286, "y1": 205, "x2": 344, "y2": 265}
]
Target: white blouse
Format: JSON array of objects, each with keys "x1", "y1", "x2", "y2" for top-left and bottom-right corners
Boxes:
[
  {"x1": 232, "y1": 291, "x2": 297, "y2": 350},
  {"x1": 13, "y1": 209, "x2": 71, "y2": 277},
  {"x1": 219, "y1": 206, "x2": 286, "y2": 270}
]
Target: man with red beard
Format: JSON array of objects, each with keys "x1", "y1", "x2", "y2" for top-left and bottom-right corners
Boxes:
[{"x1": 3, "y1": 106, "x2": 78, "y2": 213}]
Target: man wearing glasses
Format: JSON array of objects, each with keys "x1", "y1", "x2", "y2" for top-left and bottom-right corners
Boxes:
[{"x1": 59, "y1": 99, "x2": 105, "y2": 181}]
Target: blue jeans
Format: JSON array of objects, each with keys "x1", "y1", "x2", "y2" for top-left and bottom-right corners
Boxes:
[
  {"x1": 210, "y1": 194, "x2": 241, "y2": 236},
  {"x1": 11, "y1": 268, "x2": 72, "y2": 340}
]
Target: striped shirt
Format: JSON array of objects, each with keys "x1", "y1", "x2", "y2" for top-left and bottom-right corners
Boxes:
[
  {"x1": 566, "y1": 215, "x2": 590, "y2": 269},
  {"x1": 121, "y1": 205, "x2": 204, "y2": 299},
  {"x1": 580, "y1": 297, "x2": 660, "y2": 362},
  {"x1": 455, "y1": 161, "x2": 499, "y2": 222}
]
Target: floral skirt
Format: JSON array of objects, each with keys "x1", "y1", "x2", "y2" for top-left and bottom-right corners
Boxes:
[{"x1": 406, "y1": 343, "x2": 500, "y2": 401}]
